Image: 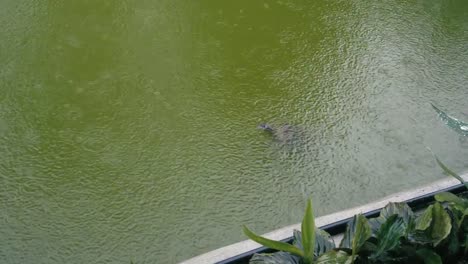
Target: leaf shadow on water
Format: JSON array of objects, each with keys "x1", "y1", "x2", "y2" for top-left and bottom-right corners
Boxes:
[
  {"x1": 431, "y1": 103, "x2": 468, "y2": 150},
  {"x1": 431, "y1": 103, "x2": 468, "y2": 137}
]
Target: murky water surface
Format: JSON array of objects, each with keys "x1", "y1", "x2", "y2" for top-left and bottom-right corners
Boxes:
[{"x1": 1, "y1": 1, "x2": 468, "y2": 263}]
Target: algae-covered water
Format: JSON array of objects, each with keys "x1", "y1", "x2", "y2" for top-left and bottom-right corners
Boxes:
[{"x1": 1, "y1": 1, "x2": 468, "y2": 263}]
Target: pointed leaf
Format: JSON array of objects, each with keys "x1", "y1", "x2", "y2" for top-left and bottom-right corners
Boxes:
[
  {"x1": 243, "y1": 226, "x2": 304, "y2": 257},
  {"x1": 416, "y1": 248, "x2": 442, "y2": 264},
  {"x1": 316, "y1": 250, "x2": 354, "y2": 264},
  {"x1": 372, "y1": 215, "x2": 406, "y2": 258},
  {"x1": 339, "y1": 214, "x2": 371, "y2": 257},
  {"x1": 429, "y1": 202, "x2": 452, "y2": 246},
  {"x1": 430, "y1": 151, "x2": 468, "y2": 189},
  {"x1": 250, "y1": 252, "x2": 301, "y2": 264},
  {"x1": 301, "y1": 199, "x2": 315, "y2": 263},
  {"x1": 415, "y1": 205, "x2": 433, "y2": 231}
]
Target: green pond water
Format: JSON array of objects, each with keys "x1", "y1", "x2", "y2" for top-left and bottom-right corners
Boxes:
[{"x1": 1, "y1": 0, "x2": 468, "y2": 263}]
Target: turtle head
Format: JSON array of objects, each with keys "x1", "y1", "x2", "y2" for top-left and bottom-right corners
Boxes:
[{"x1": 257, "y1": 123, "x2": 274, "y2": 132}]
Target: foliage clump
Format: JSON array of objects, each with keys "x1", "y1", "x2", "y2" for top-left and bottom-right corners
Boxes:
[{"x1": 244, "y1": 162, "x2": 468, "y2": 264}]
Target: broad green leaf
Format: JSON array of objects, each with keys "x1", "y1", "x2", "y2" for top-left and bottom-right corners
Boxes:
[
  {"x1": 315, "y1": 229, "x2": 336, "y2": 257},
  {"x1": 369, "y1": 217, "x2": 385, "y2": 236},
  {"x1": 243, "y1": 226, "x2": 304, "y2": 257},
  {"x1": 429, "y1": 202, "x2": 452, "y2": 246},
  {"x1": 370, "y1": 202, "x2": 414, "y2": 236},
  {"x1": 301, "y1": 199, "x2": 315, "y2": 263},
  {"x1": 250, "y1": 252, "x2": 301, "y2": 264},
  {"x1": 452, "y1": 208, "x2": 468, "y2": 229},
  {"x1": 430, "y1": 151, "x2": 468, "y2": 189},
  {"x1": 360, "y1": 241, "x2": 378, "y2": 252},
  {"x1": 371, "y1": 215, "x2": 406, "y2": 258},
  {"x1": 462, "y1": 208, "x2": 468, "y2": 227},
  {"x1": 435, "y1": 192, "x2": 468, "y2": 212},
  {"x1": 445, "y1": 216, "x2": 460, "y2": 257},
  {"x1": 293, "y1": 229, "x2": 335, "y2": 257},
  {"x1": 411, "y1": 206, "x2": 435, "y2": 244},
  {"x1": 410, "y1": 230, "x2": 434, "y2": 244},
  {"x1": 339, "y1": 214, "x2": 371, "y2": 258},
  {"x1": 316, "y1": 250, "x2": 354, "y2": 264},
  {"x1": 435, "y1": 192, "x2": 466, "y2": 205},
  {"x1": 415, "y1": 205, "x2": 433, "y2": 231},
  {"x1": 413, "y1": 203, "x2": 452, "y2": 245},
  {"x1": 292, "y1": 230, "x2": 303, "y2": 250},
  {"x1": 416, "y1": 248, "x2": 442, "y2": 264},
  {"x1": 463, "y1": 210, "x2": 468, "y2": 228},
  {"x1": 380, "y1": 202, "x2": 414, "y2": 224}
]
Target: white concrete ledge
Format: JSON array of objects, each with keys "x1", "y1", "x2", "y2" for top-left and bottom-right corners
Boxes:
[{"x1": 182, "y1": 174, "x2": 468, "y2": 264}]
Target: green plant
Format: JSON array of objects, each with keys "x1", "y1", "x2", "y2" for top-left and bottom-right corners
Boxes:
[
  {"x1": 243, "y1": 161, "x2": 468, "y2": 264},
  {"x1": 243, "y1": 200, "x2": 339, "y2": 264},
  {"x1": 244, "y1": 197, "x2": 468, "y2": 263}
]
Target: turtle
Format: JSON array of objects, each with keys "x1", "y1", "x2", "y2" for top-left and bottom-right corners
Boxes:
[{"x1": 257, "y1": 123, "x2": 299, "y2": 143}]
